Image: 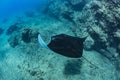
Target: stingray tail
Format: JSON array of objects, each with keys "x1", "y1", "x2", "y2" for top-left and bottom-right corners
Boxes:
[{"x1": 82, "y1": 56, "x2": 100, "y2": 69}]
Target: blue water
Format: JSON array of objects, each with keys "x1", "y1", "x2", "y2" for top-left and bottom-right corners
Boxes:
[{"x1": 0, "y1": 0, "x2": 48, "y2": 19}]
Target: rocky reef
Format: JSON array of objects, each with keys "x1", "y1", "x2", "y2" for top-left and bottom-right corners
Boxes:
[
  {"x1": 45, "y1": 0, "x2": 120, "y2": 67},
  {"x1": 8, "y1": 28, "x2": 39, "y2": 48},
  {"x1": 44, "y1": 0, "x2": 120, "y2": 78}
]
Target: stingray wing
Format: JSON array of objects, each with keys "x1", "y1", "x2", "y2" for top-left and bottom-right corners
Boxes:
[{"x1": 47, "y1": 34, "x2": 84, "y2": 58}]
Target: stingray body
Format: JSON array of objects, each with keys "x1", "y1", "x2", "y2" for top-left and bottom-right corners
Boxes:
[{"x1": 38, "y1": 34, "x2": 86, "y2": 58}]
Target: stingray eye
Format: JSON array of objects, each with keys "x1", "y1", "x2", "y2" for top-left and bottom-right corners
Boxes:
[{"x1": 51, "y1": 36, "x2": 62, "y2": 41}]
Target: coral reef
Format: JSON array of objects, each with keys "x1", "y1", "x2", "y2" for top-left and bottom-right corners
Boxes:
[
  {"x1": 44, "y1": 0, "x2": 120, "y2": 77},
  {"x1": 46, "y1": 0, "x2": 120, "y2": 61},
  {"x1": 85, "y1": 0, "x2": 120, "y2": 61}
]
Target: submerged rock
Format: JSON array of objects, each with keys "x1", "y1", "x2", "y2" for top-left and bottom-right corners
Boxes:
[
  {"x1": 63, "y1": 59, "x2": 82, "y2": 75},
  {"x1": 8, "y1": 34, "x2": 20, "y2": 48},
  {"x1": 22, "y1": 29, "x2": 32, "y2": 43},
  {"x1": 21, "y1": 28, "x2": 39, "y2": 43},
  {"x1": 8, "y1": 28, "x2": 39, "y2": 48},
  {"x1": 6, "y1": 23, "x2": 20, "y2": 35}
]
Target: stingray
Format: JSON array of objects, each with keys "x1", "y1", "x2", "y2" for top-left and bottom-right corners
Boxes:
[
  {"x1": 38, "y1": 34, "x2": 86, "y2": 58},
  {"x1": 38, "y1": 33, "x2": 101, "y2": 69}
]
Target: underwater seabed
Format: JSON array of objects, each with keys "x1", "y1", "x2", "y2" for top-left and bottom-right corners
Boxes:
[
  {"x1": 0, "y1": 0, "x2": 120, "y2": 80},
  {"x1": 0, "y1": 12, "x2": 119, "y2": 80},
  {"x1": 0, "y1": 44, "x2": 118, "y2": 80}
]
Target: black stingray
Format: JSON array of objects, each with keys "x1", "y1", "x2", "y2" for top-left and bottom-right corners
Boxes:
[{"x1": 47, "y1": 34, "x2": 86, "y2": 58}]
